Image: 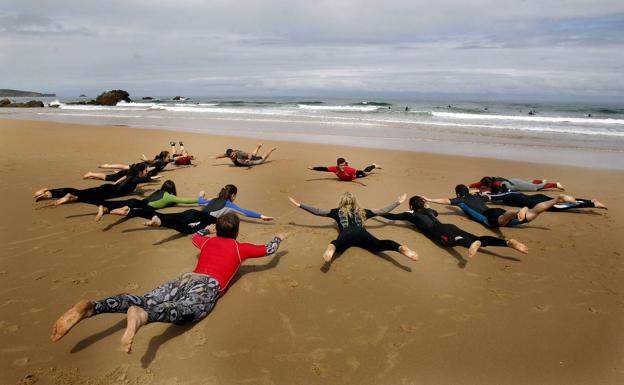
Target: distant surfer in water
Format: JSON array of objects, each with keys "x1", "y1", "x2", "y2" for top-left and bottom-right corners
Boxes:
[{"x1": 309, "y1": 158, "x2": 381, "y2": 181}]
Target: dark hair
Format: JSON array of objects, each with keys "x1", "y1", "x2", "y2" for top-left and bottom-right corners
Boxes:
[
  {"x1": 160, "y1": 180, "x2": 177, "y2": 195},
  {"x1": 408, "y1": 196, "x2": 426, "y2": 211},
  {"x1": 480, "y1": 176, "x2": 493, "y2": 186},
  {"x1": 336, "y1": 157, "x2": 347, "y2": 165},
  {"x1": 155, "y1": 150, "x2": 170, "y2": 160},
  {"x1": 455, "y1": 184, "x2": 470, "y2": 197},
  {"x1": 129, "y1": 162, "x2": 148, "y2": 174},
  {"x1": 217, "y1": 184, "x2": 238, "y2": 201},
  {"x1": 216, "y1": 212, "x2": 239, "y2": 239},
  {"x1": 226, "y1": 149, "x2": 233, "y2": 156},
  {"x1": 490, "y1": 183, "x2": 508, "y2": 194}
]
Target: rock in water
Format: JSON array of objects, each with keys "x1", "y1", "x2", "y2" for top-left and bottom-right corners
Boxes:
[{"x1": 94, "y1": 90, "x2": 131, "y2": 105}]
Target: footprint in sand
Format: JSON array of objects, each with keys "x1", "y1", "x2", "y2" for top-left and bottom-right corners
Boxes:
[
  {"x1": 13, "y1": 357, "x2": 29, "y2": 366},
  {"x1": 311, "y1": 363, "x2": 325, "y2": 377},
  {"x1": 533, "y1": 304, "x2": 553, "y2": 312}
]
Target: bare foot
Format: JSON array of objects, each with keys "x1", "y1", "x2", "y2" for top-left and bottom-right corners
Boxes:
[
  {"x1": 517, "y1": 207, "x2": 529, "y2": 221},
  {"x1": 54, "y1": 193, "x2": 77, "y2": 206},
  {"x1": 34, "y1": 188, "x2": 49, "y2": 197},
  {"x1": 468, "y1": 240, "x2": 481, "y2": 258},
  {"x1": 35, "y1": 191, "x2": 52, "y2": 202},
  {"x1": 110, "y1": 206, "x2": 130, "y2": 216},
  {"x1": 83, "y1": 172, "x2": 93, "y2": 179},
  {"x1": 507, "y1": 239, "x2": 529, "y2": 254},
  {"x1": 373, "y1": 163, "x2": 382, "y2": 169},
  {"x1": 557, "y1": 194, "x2": 576, "y2": 203},
  {"x1": 120, "y1": 306, "x2": 148, "y2": 354},
  {"x1": 556, "y1": 182, "x2": 565, "y2": 190},
  {"x1": 95, "y1": 205, "x2": 108, "y2": 222},
  {"x1": 400, "y1": 245, "x2": 419, "y2": 261},
  {"x1": 142, "y1": 215, "x2": 162, "y2": 227},
  {"x1": 322, "y1": 245, "x2": 336, "y2": 263},
  {"x1": 592, "y1": 199, "x2": 608, "y2": 210},
  {"x1": 51, "y1": 299, "x2": 94, "y2": 342}
]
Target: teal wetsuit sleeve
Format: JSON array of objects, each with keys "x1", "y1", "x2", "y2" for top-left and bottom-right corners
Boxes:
[
  {"x1": 225, "y1": 201, "x2": 262, "y2": 218},
  {"x1": 198, "y1": 196, "x2": 212, "y2": 205}
]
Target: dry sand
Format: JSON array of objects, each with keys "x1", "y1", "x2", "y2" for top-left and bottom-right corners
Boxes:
[{"x1": 1, "y1": 119, "x2": 623, "y2": 385}]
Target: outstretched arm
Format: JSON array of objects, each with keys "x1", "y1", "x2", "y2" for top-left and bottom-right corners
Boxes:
[
  {"x1": 215, "y1": 153, "x2": 228, "y2": 159},
  {"x1": 381, "y1": 212, "x2": 413, "y2": 221},
  {"x1": 239, "y1": 232, "x2": 289, "y2": 259},
  {"x1": 225, "y1": 201, "x2": 273, "y2": 220},
  {"x1": 423, "y1": 196, "x2": 452, "y2": 205},
  {"x1": 370, "y1": 193, "x2": 407, "y2": 215},
  {"x1": 113, "y1": 175, "x2": 128, "y2": 185},
  {"x1": 308, "y1": 166, "x2": 330, "y2": 172},
  {"x1": 288, "y1": 196, "x2": 331, "y2": 216}
]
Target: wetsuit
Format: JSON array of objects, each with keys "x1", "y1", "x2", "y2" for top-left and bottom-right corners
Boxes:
[
  {"x1": 470, "y1": 178, "x2": 558, "y2": 193},
  {"x1": 299, "y1": 200, "x2": 401, "y2": 254},
  {"x1": 127, "y1": 198, "x2": 262, "y2": 234},
  {"x1": 48, "y1": 173, "x2": 151, "y2": 205},
  {"x1": 449, "y1": 194, "x2": 525, "y2": 228},
  {"x1": 229, "y1": 150, "x2": 263, "y2": 167},
  {"x1": 92, "y1": 235, "x2": 282, "y2": 325},
  {"x1": 488, "y1": 191, "x2": 596, "y2": 211},
  {"x1": 311, "y1": 164, "x2": 377, "y2": 181},
  {"x1": 99, "y1": 190, "x2": 199, "y2": 211},
  {"x1": 382, "y1": 209, "x2": 508, "y2": 249}
]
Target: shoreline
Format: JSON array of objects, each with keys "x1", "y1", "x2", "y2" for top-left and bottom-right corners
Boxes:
[
  {"x1": 1, "y1": 119, "x2": 623, "y2": 384},
  {"x1": 2, "y1": 108, "x2": 624, "y2": 170}
]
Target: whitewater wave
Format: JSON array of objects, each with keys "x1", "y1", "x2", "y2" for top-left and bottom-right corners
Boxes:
[
  {"x1": 432, "y1": 111, "x2": 624, "y2": 125},
  {"x1": 297, "y1": 104, "x2": 383, "y2": 112}
]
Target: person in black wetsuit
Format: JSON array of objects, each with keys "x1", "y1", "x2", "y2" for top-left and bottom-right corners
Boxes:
[
  {"x1": 84, "y1": 151, "x2": 173, "y2": 181},
  {"x1": 34, "y1": 163, "x2": 159, "y2": 206},
  {"x1": 127, "y1": 184, "x2": 273, "y2": 234},
  {"x1": 487, "y1": 185, "x2": 607, "y2": 212},
  {"x1": 288, "y1": 192, "x2": 418, "y2": 263},
  {"x1": 424, "y1": 185, "x2": 577, "y2": 228},
  {"x1": 381, "y1": 196, "x2": 528, "y2": 259}
]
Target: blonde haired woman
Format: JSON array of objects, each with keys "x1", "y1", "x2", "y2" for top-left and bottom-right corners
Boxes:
[{"x1": 288, "y1": 192, "x2": 418, "y2": 263}]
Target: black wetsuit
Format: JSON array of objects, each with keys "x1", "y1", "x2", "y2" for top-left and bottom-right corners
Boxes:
[
  {"x1": 449, "y1": 194, "x2": 524, "y2": 228},
  {"x1": 299, "y1": 201, "x2": 401, "y2": 254},
  {"x1": 488, "y1": 191, "x2": 596, "y2": 211},
  {"x1": 382, "y1": 209, "x2": 507, "y2": 249},
  {"x1": 104, "y1": 159, "x2": 169, "y2": 181},
  {"x1": 48, "y1": 174, "x2": 151, "y2": 205}
]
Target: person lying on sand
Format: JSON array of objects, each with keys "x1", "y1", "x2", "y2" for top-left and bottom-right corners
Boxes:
[
  {"x1": 424, "y1": 184, "x2": 576, "y2": 228},
  {"x1": 308, "y1": 157, "x2": 380, "y2": 181},
  {"x1": 216, "y1": 143, "x2": 276, "y2": 167},
  {"x1": 288, "y1": 192, "x2": 417, "y2": 263},
  {"x1": 51, "y1": 213, "x2": 288, "y2": 354},
  {"x1": 486, "y1": 184, "x2": 607, "y2": 212},
  {"x1": 381, "y1": 195, "x2": 528, "y2": 260},
  {"x1": 469, "y1": 176, "x2": 564, "y2": 193}
]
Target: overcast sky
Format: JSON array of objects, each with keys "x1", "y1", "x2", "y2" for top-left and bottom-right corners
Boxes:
[{"x1": 1, "y1": 0, "x2": 623, "y2": 100}]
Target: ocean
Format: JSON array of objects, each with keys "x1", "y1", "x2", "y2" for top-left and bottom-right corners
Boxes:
[{"x1": 2, "y1": 96, "x2": 623, "y2": 169}]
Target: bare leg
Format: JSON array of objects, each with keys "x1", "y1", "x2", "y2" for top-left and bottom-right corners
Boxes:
[
  {"x1": 260, "y1": 147, "x2": 277, "y2": 162},
  {"x1": 507, "y1": 239, "x2": 529, "y2": 254},
  {"x1": 83, "y1": 171, "x2": 106, "y2": 180},
  {"x1": 95, "y1": 205, "x2": 109, "y2": 222},
  {"x1": 323, "y1": 244, "x2": 336, "y2": 263},
  {"x1": 51, "y1": 299, "x2": 94, "y2": 342},
  {"x1": 34, "y1": 188, "x2": 49, "y2": 197},
  {"x1": 498, "y1": 209, "x2": 523, "y2": 226},
  {"x1": 525, "y1": 194, "x2": 575, "y2": 222},
  {"x1": 170, "y1": 141, "x2": 176, "y2": 155},
  {"x1": 120, "y1": 306, "x2": 148, "y2": 354},
  {"x1": 468, "y1": 240, "x2": 481, "y2": 258},
  {"x1": 143, "y1": 215, "x2": 162, "y2": 227},
  {"x1": 179, "y1": 142, "x2": 186, "y2": 155},
  {"x1": 399, "y1": 245, "x2": 419, "y2": 260},
  {"x1": 99, "y1": 164, "x2": 130, "y2": 170},
  {"x1": 110, "y1": 206, "x2": 131, "y2": 216},
  {"x1": 34, "y1": 189, "x2": 51, "y2": 201},
  {"x1": 55, "y1": 193, "x2": 78, "y2": 206},
  {"x1": 251, "y1": 143, "x2": 262, "y2": 156}
]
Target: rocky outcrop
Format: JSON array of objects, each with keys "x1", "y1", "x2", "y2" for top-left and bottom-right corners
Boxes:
[
  {"x1": 79, "y1": 94, "x2": 87, "y2": 97},
  {"x1": 0, "y1": 89, "x2": 55, "y2": 97},
  {"x1": 0, "y1": 98, "x2": 44, "y2": 108},
  {"x1": 142, "y1": 96, "x2": 154, "y2": 100},
  {"x1": 94, "y1": 90, "x2": 131, "y2": 106}
]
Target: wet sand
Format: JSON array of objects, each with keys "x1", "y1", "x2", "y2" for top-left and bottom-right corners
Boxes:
[{"x1": 1, "y1": 119, "x2": 623, "y2": 385}]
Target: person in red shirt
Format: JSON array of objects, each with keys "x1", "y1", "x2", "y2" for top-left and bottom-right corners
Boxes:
[
  {"x1": 50, "y1": 213, "x2": 287, "y2": 354},
  {"x1": 309, "y1": 157, "x2": 381, "y2": 181}
]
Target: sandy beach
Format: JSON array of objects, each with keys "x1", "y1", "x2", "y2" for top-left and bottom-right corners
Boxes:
[{"x1": 1, "y1": 118, "x2": 623, "y2": 385}]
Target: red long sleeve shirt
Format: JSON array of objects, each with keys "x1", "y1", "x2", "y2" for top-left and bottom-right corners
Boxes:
[
  {"x1": 191, "y1": 235, "x2": 267, "y2": 294},
  {"x1": 327, "y1": 165, "x2": 358, "y2": 181}
]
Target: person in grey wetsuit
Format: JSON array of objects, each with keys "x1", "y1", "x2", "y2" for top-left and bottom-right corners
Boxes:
[
  {"x1": 469, "y1": 176, "x2": 564, "y2": 193},
  {"x1": 51, "y1": 213, "x2": 288, "y2": 354},
  {"x1": 127, "y1": 184, "x2": 273, "y2": 233},
  {"x1": 216, "y1": 143, "x2": 277, "y2": 166},
  {"x1": 288, "y1": 192, "x2": 418, "y2": 263}
]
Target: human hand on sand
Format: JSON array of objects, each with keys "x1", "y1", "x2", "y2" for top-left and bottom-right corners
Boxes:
[
  {"x1": 261, "y1": 215, "x2": 274, "y2": 221},
  {"x1": 397, "y1": 193, "x2": 407, "y2": 204},
  {"x1": 288, "y1": 196, "x2": 301, "y2": 207}
]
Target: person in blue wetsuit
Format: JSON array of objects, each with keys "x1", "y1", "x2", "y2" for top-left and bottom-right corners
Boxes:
[
  {"x1": 127, "y1": 184, "x2": 273, "y2": 233},
  {"x1": 424, "y1": 185, "x2": 576, "y2": 228}
]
